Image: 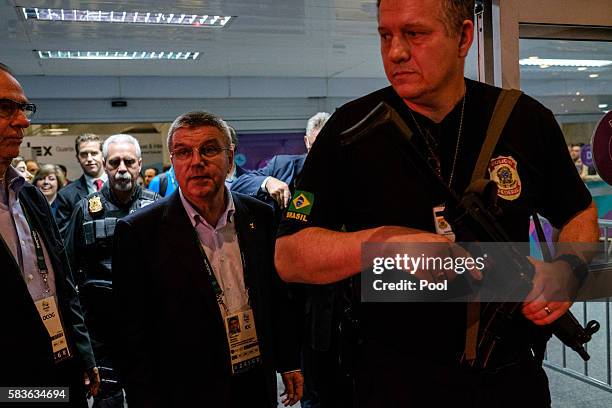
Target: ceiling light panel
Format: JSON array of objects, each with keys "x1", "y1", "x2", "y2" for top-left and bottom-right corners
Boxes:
[
  {"x1": 37, "y1": 51, "x2": 201, "y2": 60},
  {"x1": 22, "y1": 8, "x2": 232, "y2": 28},
  {"x1": 519, "y1": 58, "x2": 612, "y2": 68}
]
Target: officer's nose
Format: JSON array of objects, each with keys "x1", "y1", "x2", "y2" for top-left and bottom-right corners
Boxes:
[
  {"x1": 388, "y1": 36, "x2": 411, "y2": 63},
  {"x1": 10, "y1": 108, "x2": 30, "y2": 129}
]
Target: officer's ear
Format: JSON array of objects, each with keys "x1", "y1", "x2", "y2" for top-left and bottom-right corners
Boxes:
[{"x1": 458, "y1": 19, "x2": 474, "y2": 58}]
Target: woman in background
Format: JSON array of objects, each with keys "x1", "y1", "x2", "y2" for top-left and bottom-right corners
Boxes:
[{"x1": 32, "y1": 164, "x2": 66, "y2": 217}]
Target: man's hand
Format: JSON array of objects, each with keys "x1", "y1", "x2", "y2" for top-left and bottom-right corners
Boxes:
[
  {"x1": 280, "y1": 370, "x2": 304, "y2": 406},
  {"x1": 265, "y1": 177, "x2": 291, "y2": 209},
  {"x1": 83, "y1": 366, "x2": 100, "y2": 397},
  {"x1": 522, "y1": 257, "x2": 580, "y2": 325}
]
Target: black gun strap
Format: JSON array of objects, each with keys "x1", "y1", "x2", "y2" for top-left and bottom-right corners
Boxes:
[
  {"x1": 464, "y1": 88, "x2": 522, "y2": 362},
  {"x1": 471, "y1": 88, "x2": 523, "y2": 183}
]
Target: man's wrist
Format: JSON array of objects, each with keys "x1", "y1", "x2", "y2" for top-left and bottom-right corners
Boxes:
[
  {"x1": 554, "y1": 254, "x2": 589, "y2": 285},
  {"x1": 261, "y1": 176, "x2": 271, "y2": 193}
]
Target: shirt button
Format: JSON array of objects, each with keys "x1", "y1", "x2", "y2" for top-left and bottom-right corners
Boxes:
[
  {"x1": 27, "y1": 274, "x2": 34, "y2": 281},
  {"x1": 21, "y1": 240, "x2": 26, "y2": 245}
]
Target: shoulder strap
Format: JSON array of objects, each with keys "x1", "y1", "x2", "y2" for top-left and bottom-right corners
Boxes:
[
  {"x1": 464, "y1": 87, "x2": 522, "y2": 364},
  {"x1": 471, "y1": 88, "x2": 522, "y2": 183}
]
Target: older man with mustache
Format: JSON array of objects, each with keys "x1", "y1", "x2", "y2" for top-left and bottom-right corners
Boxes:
[{"x1": 64, "y1": 133, "x2": 159, "y2": 408}]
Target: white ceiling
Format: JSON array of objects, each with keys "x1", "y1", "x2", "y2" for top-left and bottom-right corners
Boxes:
[
  {"x1": 0, "y1": 0, "x2": 610, "y2": 120},
  {"x1": 1, "y1": 0, "x2": 385, "y2": 78}
]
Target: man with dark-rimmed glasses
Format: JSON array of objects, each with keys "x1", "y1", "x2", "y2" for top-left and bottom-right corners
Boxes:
[
  {"x1": 0, "y1": 62, "x2": 100, "y2": 406},
  {"x1": 112, "y1": 111, "x2": 303, "y2": 407}
]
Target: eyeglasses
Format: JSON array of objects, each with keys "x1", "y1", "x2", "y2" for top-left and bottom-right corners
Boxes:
[
  {"x1": 171, "y1": 144, "x2": 230, "y2": 161},
  {"x1": 0, "y1": 98, "x2": 37, "y2": 119}
]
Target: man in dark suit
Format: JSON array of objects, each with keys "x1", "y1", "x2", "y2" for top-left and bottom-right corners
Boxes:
[
  {"x1": 0, "y1": 62, "x2": 99, "y2": 407},
  {"x1": 112, "y1": 110, "x2": 303, "y2": 407},
  {"x1": 55, "y1": 133, "x2": 107, "y2": 234},
  {"x1": 230, "y1": 112, "x2": 330, "y2": 210}
]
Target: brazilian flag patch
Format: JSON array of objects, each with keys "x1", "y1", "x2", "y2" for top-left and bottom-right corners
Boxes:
[{"x1": 288, "y1": 190, "x2": 314, "y2": 215}]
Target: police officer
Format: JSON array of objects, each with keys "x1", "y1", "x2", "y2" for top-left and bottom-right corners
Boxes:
[
  {"x1": 275, "y1": 1, "x2": 599, "y2": 407},
  {"x1": 64, "y1": 133, "x2": 159, "y2": 408}
]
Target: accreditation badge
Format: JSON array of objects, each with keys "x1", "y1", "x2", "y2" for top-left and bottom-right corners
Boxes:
[
  {"x1": 34, "y1": 296, "x2": 71, "y2": 363},
  {"x1": 488, "y1": 155, "x2": 522, "y2": 201},
  {"x1": 225, "y1": 309, "x2": 261, "y2": 375},
  {"x1": 432, "y1": 205, "x2": 455, "y2": 242}
]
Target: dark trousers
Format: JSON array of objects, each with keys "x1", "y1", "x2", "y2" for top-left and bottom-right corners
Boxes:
[
  {"x1": 356, "y1": 344, "x2": 551, "y2": 408},
  {"x1": 229, "y1": 365, "x2": 271, "y2": 408}
]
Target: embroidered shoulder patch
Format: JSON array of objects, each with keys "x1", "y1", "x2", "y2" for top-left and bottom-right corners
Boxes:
[{"x1": 285, "y1": 190, "x2": 315, "y2": 223}]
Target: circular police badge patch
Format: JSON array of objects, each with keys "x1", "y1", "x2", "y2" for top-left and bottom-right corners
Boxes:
[{"x1": 488, "y1": 155, "x2": 521, "y2": 201}]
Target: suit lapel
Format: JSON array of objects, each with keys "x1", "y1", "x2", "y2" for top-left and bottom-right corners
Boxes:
[{"x1": 231, "y1": 193, "x2": 262, "y2": 315}]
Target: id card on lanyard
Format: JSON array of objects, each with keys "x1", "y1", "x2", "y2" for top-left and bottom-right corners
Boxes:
[
  {"x1": 34, "y1": 296, "x2": 71, "y2": 362},
  {"x1": 224, "y1": 309, "x2": 262, "y2": 374},
  {"x1": 193, "y1": 229, "x2": 262, "y2": 375},
  {"x1": 432, "y1": 204, "x2": 455, "y2": 242},
  {"x1": 22, "y1": 205, "x2": 71, "y2": 363}
]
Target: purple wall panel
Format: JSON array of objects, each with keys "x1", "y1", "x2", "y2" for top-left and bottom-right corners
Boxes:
[{"x1": 236, "y1": 132, "x2": 306, "y2": 169}]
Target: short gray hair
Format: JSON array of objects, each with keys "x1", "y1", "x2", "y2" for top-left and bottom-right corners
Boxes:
[
  {"x1": 167, "y1": 111, "x2": 231, "y2": 151},
  {"x1": 102, "y1": 134, "x2": 142, "y2": 160},
  {"x1": 377, "y1": 0, "x2": 474, "y2": 36},
  {"x1": 306, "y1": 112, "x2": 331, "y2": 137}
]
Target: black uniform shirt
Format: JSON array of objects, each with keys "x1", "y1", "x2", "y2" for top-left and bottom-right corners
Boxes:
[{"x1": 277, "y1": 78, "x2": 592, "y2": 364}]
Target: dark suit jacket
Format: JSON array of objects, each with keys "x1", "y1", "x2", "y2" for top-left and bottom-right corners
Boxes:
[
  {"x1": 230, "y1": 154, "x2": 306, "y2": 207},
  {"x1": 112, "y1": 191, "x2": 300, "y2": 407},
  {"x1": 55, "y1": 174, "x2": 88, "y2": 235},
  {"x1": 0, "y1": 182, "x2": 95, "y2": 405}
]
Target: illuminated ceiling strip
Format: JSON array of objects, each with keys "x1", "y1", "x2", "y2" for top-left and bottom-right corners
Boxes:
[
  {"x1": 36, "y1": 50, "x2": 201, "y2": 60},
  {"x1": 519, "y1": 58, "x2": 612, "y2": 68},
  {"x1": 22, "y1": 7, "x2": 232, "y2": 27}
]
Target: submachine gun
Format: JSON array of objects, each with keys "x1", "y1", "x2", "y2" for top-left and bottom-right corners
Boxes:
[{"x1": 339, "y1": 101, "x2": 599, "y2": 369}]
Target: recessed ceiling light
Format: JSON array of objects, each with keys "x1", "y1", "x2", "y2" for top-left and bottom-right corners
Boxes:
[
  {"x1": 577, "y1": 67, "x2": 588, "y2": 71},
  {"x1": 539, "y1": 64, "x2": 551, "y2": 69},
  {"x1": 580, "y1": 98, "x2": 585, "y2": 102},
  {"x1": 36, "y1": 50, "x2": 201, "y2": 60},
  {"x1": 22, "y1": 8, "x2": 232, "y2": 28},
  {"x1": 528, "y1": 56, "x2": 539, "y2": 59},
  {"x1": 42, "y1": 128, "x2": 69, "y2": 132},
  {"x1": 599, "y1": 104, "x2": 609, "y2": 109},
  {"x1": 519, "y1": 58, "x2": 612, "y2": 68},
  {"x1": 590, "y1": 74, "x2": 600, "y2": 78},
  {"x1": 576, "y1": 91, "x2": 581, "y2": 96}
]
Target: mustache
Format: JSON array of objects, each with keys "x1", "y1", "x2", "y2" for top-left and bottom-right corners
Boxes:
[{"x1": 114, "y1": 173, "x2": 132, "y2": 182}]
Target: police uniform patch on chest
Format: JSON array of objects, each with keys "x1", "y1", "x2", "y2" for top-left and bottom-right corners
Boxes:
[
  {"x1": 488, "y1": 155, "x2": 521, "y2": 201},
  {"x1": 88, "y1": 196, "x2": 103, "y2": 214}
]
